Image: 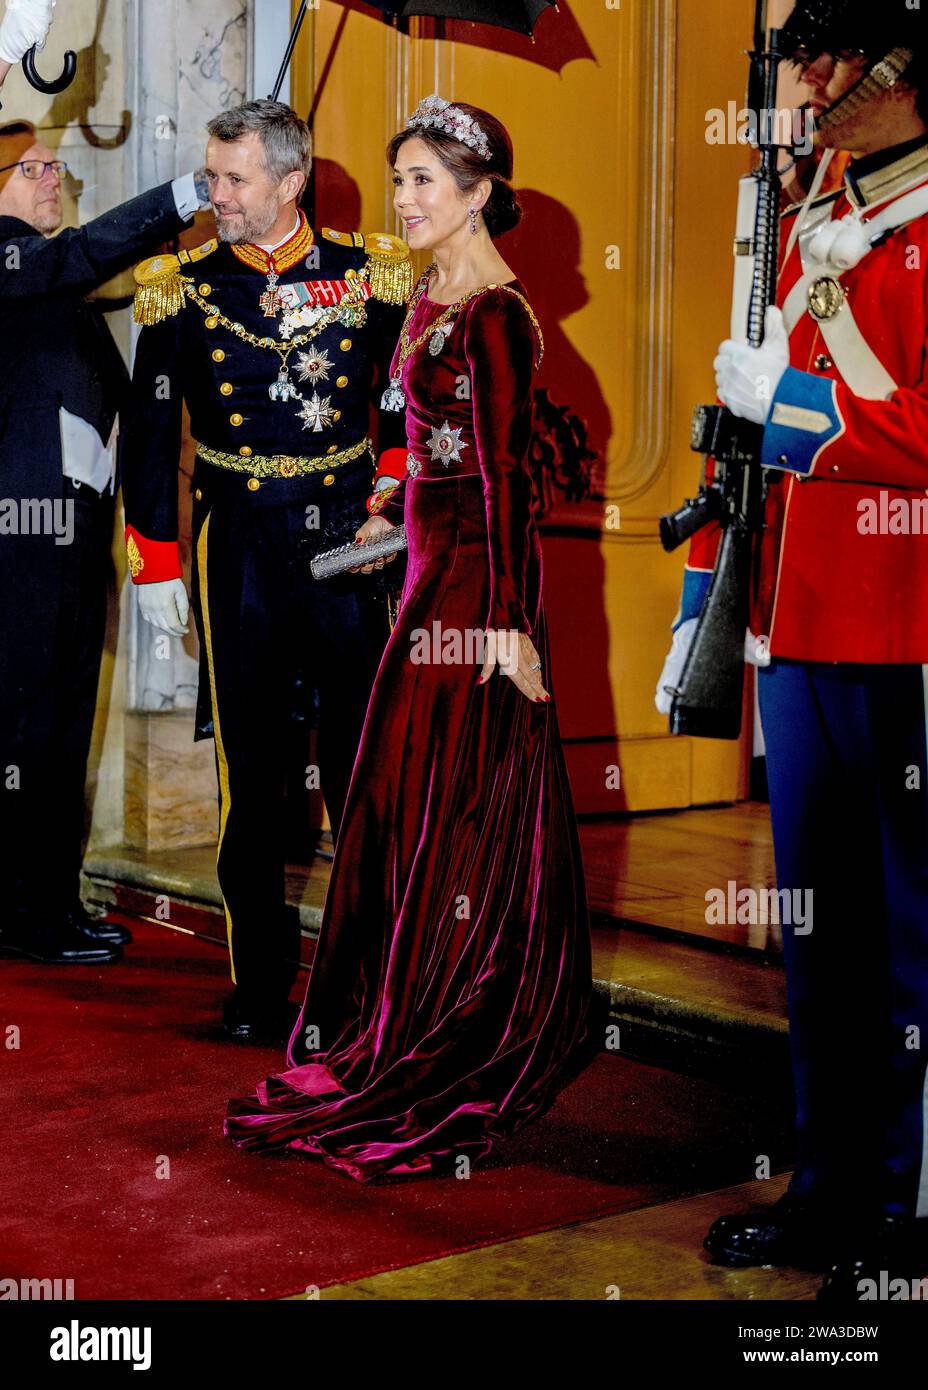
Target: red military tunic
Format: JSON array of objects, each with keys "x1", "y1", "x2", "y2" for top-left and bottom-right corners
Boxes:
[{"x1": 683, "y1": 137, "x2": 928, "y2": 663}]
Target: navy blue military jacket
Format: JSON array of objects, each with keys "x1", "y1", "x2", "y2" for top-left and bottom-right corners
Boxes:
[{"x1": 121, "y1": 213, "x2": 410, "y2": 583}]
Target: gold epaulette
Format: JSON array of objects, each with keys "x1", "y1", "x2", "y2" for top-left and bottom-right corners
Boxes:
[
  {"x1": 132, "y1": 239, "x2": 218, "y2": 326},
  {"x1": 321, "y1": 227, "x2": 412, "y2": 304},
  {"x1": 363, "y1": 231, "x2": 413, "y2": 305}
]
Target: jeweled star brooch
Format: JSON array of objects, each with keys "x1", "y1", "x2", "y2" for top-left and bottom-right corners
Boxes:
[
  {"x1": 295, "y1": 347, "x2": 334, "y2": 384},
  {"x1": 428, "y1": 421, "x2": 467, "y2": 465}
]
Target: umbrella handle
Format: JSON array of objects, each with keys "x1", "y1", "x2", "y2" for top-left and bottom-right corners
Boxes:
[
  {"x1": 270, "y1": 0, "x2": 311, "y2": 102},
  {"x1": 21, "y1": 42, "x2": 78, "y2": 95}
]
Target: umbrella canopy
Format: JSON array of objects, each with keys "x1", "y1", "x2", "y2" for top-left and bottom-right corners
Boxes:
[
  {"x1": 401, "y1": 1, "x2": 556, "y2": 37},
  {"x1": 328, "y1": 0, "x2": 590, "y2": 74}
]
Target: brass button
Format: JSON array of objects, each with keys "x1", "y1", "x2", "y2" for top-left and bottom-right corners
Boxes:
[
  {"x1": 220, "y1": 382, "x2": 234, "y2": 396},
  {"x1": 323, "y1": 473, "x2": 335, "y2": 485},
  {"x1": 199, "y1": 283, "x2": 212, "y2": 296},
  {"x1": 345, "y1": 268, "x2": 357, "y2": 279},
  {"x1": 340, "y1": 338, "x2": 352, "y2": 351},
  {"x1": 212, "y1": 349, "x2": 226, "y2": 363},
  {"x1": 336, "y1": 375, "x2": 349, "y2": 388},
  {"x1": 815, "y1": 354, "x2": 833, "y2": 370},
  {"x1": 205, "y1": 316, "x2": 219, "y2": 330},
  {"x1": 332, "y1": 409, "x2": 342, "y2": 422},
  {"x1": 247, "y1": 477, "x2": 261, "y2": 492},
  {"x1": 326, "y1": 444, "x2": 338, "y2": 454},
  {"x1": 239, "y1": 446, "x2": 253, "y2": 458},
  {"x1": 230, "y1": 413, "x2": 243, "y2": 426},
  {"x1": 194, "y1": 488, "x2": 203, "y2": 501}
]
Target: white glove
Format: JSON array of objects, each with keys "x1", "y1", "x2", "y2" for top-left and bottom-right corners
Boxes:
[
  {"x1": 137, "y1": 579, "x2": 190, "y2": 638},
  {"x1": 714, "y1": 305, "x2": 789, "y2": 426},
  {"x1": 655, "y1": 617, "x2": 697, "y2": 715},
  {"x1": 0, "y1": 0, "x2": 57, "y2": 65}
]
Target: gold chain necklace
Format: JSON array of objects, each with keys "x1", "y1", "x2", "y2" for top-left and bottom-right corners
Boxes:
[
  {"x1": 183, "y1": 272, "x2": 372, "y2": 425},
  {"x1": 380, "y1": 266, "x2": 544, "y2": 412}
]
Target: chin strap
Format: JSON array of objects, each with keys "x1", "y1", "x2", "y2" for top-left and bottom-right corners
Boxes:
[{"x1": 816, "y1": 46, "x2": 915, "y2": 132}]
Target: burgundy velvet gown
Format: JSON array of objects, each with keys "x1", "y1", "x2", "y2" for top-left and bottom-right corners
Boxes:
[{"x1": 224, "y1": 277, "x2": 595, "y2": 1181}]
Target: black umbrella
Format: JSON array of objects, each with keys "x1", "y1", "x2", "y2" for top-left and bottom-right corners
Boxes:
[
  {"x1": 402, "y1": 1, "x2": 556, "y2": 36},
  {"x1": 271, "y1": 0, "x2": 559, "y2": 99}
]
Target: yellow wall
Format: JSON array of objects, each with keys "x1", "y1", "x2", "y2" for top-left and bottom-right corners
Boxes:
[{"x1": 294, "y1": 0, "x2": 758, "y2": 811}]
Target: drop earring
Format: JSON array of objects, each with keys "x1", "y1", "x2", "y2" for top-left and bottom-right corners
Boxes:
[{"x1": 469, "y1": 207, "x2": 478, "y2": 235}]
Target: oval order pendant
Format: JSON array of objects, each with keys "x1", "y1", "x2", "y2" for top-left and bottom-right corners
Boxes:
[{"x1": 428, "y1": 327, "x2": 449, "y2": 356}]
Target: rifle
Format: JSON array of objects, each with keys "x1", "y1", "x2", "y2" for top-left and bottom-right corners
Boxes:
[{"x1": 659, "y1": 0, "x2": 791, "y2": 740}]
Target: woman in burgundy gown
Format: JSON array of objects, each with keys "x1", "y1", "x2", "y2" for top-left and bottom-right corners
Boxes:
[{"x1": 225, "y1": 97, "x2": 594, "y2": 1181}]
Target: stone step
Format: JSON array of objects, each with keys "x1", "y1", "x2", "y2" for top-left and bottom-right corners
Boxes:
[{"x1": 83, "y1": 842, "x2": 788, "y2": 1080}]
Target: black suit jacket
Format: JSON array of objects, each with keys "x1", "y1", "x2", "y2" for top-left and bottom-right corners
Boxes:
[{"x1": 0, "y1": 181, "x2": 188, "y2": 707}]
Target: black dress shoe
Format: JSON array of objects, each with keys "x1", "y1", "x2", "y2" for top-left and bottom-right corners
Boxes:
[
  {"x1": 69, "y1": 905, "x2": 133, "y2": 945},
  {"x1": 219, "y1": 1000, "x2": 297, "y2": 1045},
  {"x1": 704, "y1": 1192, "x2": 841, "y2": 1271},
  {"x1": 818, "y1": 1218, "x2": 928, "y2": 1301},
  {"x1": 0, "y1": 919, "x2": 122, "y2": 965}
]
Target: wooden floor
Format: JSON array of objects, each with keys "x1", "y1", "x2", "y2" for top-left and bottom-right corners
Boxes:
[{"x1": 580, "y1": 804, "x2": 779, "y2": 954}]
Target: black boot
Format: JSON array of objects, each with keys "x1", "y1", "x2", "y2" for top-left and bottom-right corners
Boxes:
[
  {"x1": 704, "y1": 1192, "x2": 843, "y2": 1271},
  {"x1": 818, "y1": 1217, "x2": 928, "y2": 1301},
  {"x1": 0, "y1": 913, "x2": 122, "y2": 965}
]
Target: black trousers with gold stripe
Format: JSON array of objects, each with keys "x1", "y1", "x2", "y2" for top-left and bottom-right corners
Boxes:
[{"x1": 190, "y1": 464, "x2": 391, "y2": 1013}]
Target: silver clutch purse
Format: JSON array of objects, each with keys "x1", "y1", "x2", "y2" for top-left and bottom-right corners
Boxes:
[{"x1": 310, "y1": 525, "x2": 408, "y2": 579}]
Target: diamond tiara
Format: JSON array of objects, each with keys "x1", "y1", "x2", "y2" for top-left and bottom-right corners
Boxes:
[{"x1": 406, "y1": 94, "x2": 493, "y2": 162}]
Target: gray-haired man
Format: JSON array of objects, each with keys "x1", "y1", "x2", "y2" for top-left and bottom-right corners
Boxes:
[{"x1": 121, "y1": 101, "x2": 410, "y2": 1042}]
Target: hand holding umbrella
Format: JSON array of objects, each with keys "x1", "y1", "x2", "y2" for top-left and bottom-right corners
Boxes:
[{"x1": 0, "y1": 0, "x2": 77, "y2": 109}]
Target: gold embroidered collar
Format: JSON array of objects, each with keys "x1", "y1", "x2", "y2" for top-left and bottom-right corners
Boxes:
[{"x1": 230, "y1": 210, "x2": 315, "y2": 274}]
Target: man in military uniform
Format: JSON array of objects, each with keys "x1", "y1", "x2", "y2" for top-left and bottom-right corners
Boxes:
[
  {"x1": 662, "y1": 2, "x2": 928, "y2": 1297},
  {"x1": 122, "y1": 100, "x2": 410, "y2": 1043}
]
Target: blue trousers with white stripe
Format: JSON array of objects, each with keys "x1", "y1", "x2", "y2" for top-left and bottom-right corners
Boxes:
[{"x1": 758, "y1": 659, "x2": 928, "y2": 1221}]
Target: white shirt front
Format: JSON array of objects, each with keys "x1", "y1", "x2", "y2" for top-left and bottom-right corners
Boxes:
[{"x1": 59, "y1": 172, "x2": 207, "y2": 494}]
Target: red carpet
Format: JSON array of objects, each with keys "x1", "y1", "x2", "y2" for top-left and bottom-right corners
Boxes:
[{"x1": 2, "y1": 917, "x2": 789, "y2": 1299}]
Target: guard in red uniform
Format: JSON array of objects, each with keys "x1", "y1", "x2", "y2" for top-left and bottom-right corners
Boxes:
[{"x1": 664, "y1": 2, "x2": 928, "y2": 1298}]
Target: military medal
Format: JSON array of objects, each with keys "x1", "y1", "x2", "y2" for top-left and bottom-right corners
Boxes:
[
  {"x1": 429, "y1": 322, "x2": 453, "y2": 356},
  {"x1": 296, "y1": 392, "x2": 335, "y2": 431},
  {"x1": 428, "y1": 421, "x2": 467, "y2": 465},
  {"x1": 381, "y1": 373, "x2": 407, "y2": 412},
  {"x1": 269, "y1": 368, "x2": 299, "y2": 402},
  {"x1": 259, "y1": 267, "x2": 284, "y2": 318},
  {"x1": 295, "y1": 347, "x2": 334, "y2": 384}
]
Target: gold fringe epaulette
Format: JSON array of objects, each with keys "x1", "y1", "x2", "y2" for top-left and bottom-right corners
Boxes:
[
  {"x1": 363, "y1": 231, "x2": 413, "y2": 305},
  {"x1": 132, "y1": 239, "x2": 218, "y2": 326},
  {"x1": 366, "y1": 232, "x2": 413, "y2": 305},
  {"x1": 320, "y1": 228, "x2": 412, "y2": 304}
]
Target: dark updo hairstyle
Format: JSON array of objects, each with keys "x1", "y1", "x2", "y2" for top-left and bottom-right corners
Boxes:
[{"x1": 386, "y1": 101, "x2": 523, "y2": 240}]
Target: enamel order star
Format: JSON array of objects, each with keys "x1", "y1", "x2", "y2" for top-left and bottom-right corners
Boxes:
[
  {"x1": 428, "y1": 421, "x2": 467, "y2": 466},
  {"x1": 295, "y1": 347, "x2": 334, "y2": 384}
]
